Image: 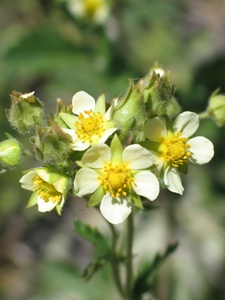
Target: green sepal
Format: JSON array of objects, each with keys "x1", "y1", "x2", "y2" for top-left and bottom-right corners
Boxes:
[
  {"x1": 87, "y1": 186, "x2": 104, "y2": 207},
  {"x1": 178, "y1": 162, "x2": 188, "y2": 175},
  {"x1": 59, "y1": 112, "x2": 77, "y2": 129},
  {"x1": 129, "y1": 190, "x2": 143, "y2": 210},
  {"x1": 132, "y1": 242, "x2": 178, "y2": 299},
  {"x1": 26, "y1": 191, "x2": 38, "y2": 208},
  {"x1": 95, "y1": 94, "x2": 106, "y2": 115},
  {"x1": 140, "y1": 140, "x2": 160, "y2": 153},
  {"x1": 110, "y1": 134, "x2": 123, "y2": 164}
]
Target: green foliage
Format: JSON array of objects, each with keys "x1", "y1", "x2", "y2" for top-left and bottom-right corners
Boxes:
[
  {"x1": 132, "y1": 242, "x2": 178, "y2": 299},
  {"x1": 74, "y1": 219, "x2": 111, "y2": 281},
  {"x1": 74, "y1": 219, "x2": 109, "y2": 254}
]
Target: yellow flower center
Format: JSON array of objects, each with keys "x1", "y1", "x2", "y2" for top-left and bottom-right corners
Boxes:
[
  {"x1": 160, "y1": 132, "x2": 191, "y2": 167},
  {"x1": 33, "y1": 175, "x2": 62, "y2": 203},
  {"x1": 84, "y1": 0, "x2": 102, "y2": 15},
  {"x1": 74, "y1": 110, "x2": 105, "y2": 142},
  {"x1": 98, "y1": 163, "x2": 134, "y2": 198}
]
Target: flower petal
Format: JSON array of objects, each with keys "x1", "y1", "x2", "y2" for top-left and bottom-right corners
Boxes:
[
  {"x1": 100, "y1": 194, "x2": 132, "y2": 224},
  {"x1": 133, "y1": 171, "x2": 159, "y2": 200},
  {"x1": 173, "y1": 111, "x2": 199, "y2": 138},
  {"x1": 144, "y1": 117, "x2": 167, "y2": 142},
  {"x1": 36, "y1": 168, "x2": 50, "y2": 182},
  {"x1": 149, "y1": 151, "x2": 164, "y2": 175},
  {"x1": 37, "y1": 197, "x2": 57, "y2": 212},
  {"x1": 123, "y1": 145, "x2": 153, "y2": 169},
  {"x1": 74, "y1": 168, "x2": 99, "y2": 197},
  {"x1": 72, "y1": 91, "x2": 95, "y2": 115},
  {"x1": 82, "y1": 144, "x2": 111, "y2": 168},
  {"x1": 164, "y1": 166, "x2": 184, "y2": 195},
  {"x1": 61, "y1": 128, "x2": 90, "y2": 151},
  {"x1": 19, "y1": 170, "x2": 37, "y2": 191},
  {"x1": 98, "y1": 127, "x2": 117, "y2": 144},
  {"x1": 188, "y1": 136, "x2": 214, "y2": 165}
]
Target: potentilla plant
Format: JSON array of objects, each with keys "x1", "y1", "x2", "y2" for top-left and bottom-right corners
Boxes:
[{"x1": 2, "y1": 68, "x2": 216, "y2": 300}]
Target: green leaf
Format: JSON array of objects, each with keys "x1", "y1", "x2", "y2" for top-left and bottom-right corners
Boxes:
[
  {"x1": 82, "y1": 257, "x2": 107, "y2": 281},
  {"x1": 132, "y1": 242, "x2": 178, "y2": 299},
  {"x1": 74, "y1": 219, "x2": 109, "y2": 254}
]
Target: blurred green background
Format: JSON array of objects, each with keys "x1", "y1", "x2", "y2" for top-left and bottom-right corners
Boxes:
[{"x1": 0, "y1": 0, "x2": 224, "y2": 299}]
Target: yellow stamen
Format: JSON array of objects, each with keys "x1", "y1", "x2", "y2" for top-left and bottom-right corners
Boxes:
[
  {"x1": 74, "y1": 110, "x2": 105, "y2": 142},
  {"x1": 33, "y1": 176, "x2": 61, "y2": 202},
  {"x1": 160, "y1": 132, "x2": 191, "y2": 167},
  {"x1": 84, "y1": 0, "x2": 102, "y2": 15},
  {"x1": 98, "y1": 163, "x2": 134, "y2": 198}
]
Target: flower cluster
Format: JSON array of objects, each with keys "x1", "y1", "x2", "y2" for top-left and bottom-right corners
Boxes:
[{"x1": 14, "y1": 70, "x2": 214, "y2": 224}]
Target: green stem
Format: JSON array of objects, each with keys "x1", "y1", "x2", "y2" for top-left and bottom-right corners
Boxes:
[
  {"x1": 199, "y1": 111, "x2": 209, "y2": 119},
  {"x1": 109, "y1": 223, "x2": 125, "y2": 298},
  {"x1": 125, "y1": 212, "x2": 134, "y2": 299}
]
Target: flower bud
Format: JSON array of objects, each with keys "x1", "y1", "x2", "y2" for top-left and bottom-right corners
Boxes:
[
  {"x1": 207, "y1": 92, "x2": 225, "y2": 126},
  {"x1": 31, "y1": 123, "x2": 71, "y2": 164},
  {"x1": 0, "y1": 138, "x2": 22, "y2": 167},
  {"x1": 6, "y1": 91, "x2": 44, "y2": 134},
  {"x1": 111, "y1": 69, "x2": 173, "y2": 142}
]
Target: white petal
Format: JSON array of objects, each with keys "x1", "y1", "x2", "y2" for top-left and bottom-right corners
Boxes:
[
  {"x1": 188, "y1": 136, "x2": 214, "y2": 165},
  {"x1": 173, "y1": 111, "x2": 199, "y2": 138},
  {"x1": 61, "y1": 128, "x2": 78, "y2": 142},
  {"x1": 98, "y1": 127, "x2": 117, "y2": 144},
  {"x1": 82, "y1": 144, "x2": 111, "y2": 168},
  {"x1": 71, "y1": 140, "x2": 90, "y2": 151},
  {"x1": 61, "y1": 128, "x2": 90, "y2": 151},
  {"x1": 164, "y1": 166, "x2": 184, "y2": 195},
  {"x1": 123, "y1": 145, "x2": 153, "y2": 169},
  {"x1": 100, "y1": 194, "x2": 132, "y2": 224},
  {"x1": 19, "y1": 171, "x2": 37, "y2": 191},
  {"x1": 36, "y1": 168, "x2": 50, "y2": 182},
  {"x1": 144, "y1": 117, "x2": 166, "y2": 142},
  {"x1": 150, "y1": 151, "x2": 164, "y2": 175},
  {"x1": 74, "y1": 168, "x2": 99, "y2": 197},
  {"x1": 37, "y1": 197, "x2": 58, "y2": 212},
  {"x1": 133, "y1": 171, "x2": 159, "y2": 201},
  {"x1": 72, "y1": 91, "x2": 95, "y2": 115}
]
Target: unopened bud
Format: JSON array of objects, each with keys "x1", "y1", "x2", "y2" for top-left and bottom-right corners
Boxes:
[
  {"x1": 207, "y1": 92, "x2": 225, "y2": 126},
  {"x1": 0, "y1": 138, "x2": 22, "y2": 167},
  {"x1": 6, "y1": 91, "x2": 44, "y2": 134}
]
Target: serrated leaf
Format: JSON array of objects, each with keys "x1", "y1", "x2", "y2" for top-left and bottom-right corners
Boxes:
[
  {"x1": 74, "y1": 219, "x2": 109, "y2": 254},
  {"x1": 132, "y1": 242, "x2": 178, "y2": 299}
]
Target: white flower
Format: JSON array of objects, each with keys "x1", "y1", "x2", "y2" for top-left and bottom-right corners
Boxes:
[
  {"x1": 19, "y1": 167, "x2": 70, "y2": 215},
  {"x1": 74, "y1": 135, "x2": 159, "y2": 224},
  {"x1": 144, "y1": 111, "x2": 214, "y2": 195},
  {"x1": 67, "y1": 0, "x2": 110, "y2": 24},
  {"x1": 60, "y1": 91, "x2": 116, "y2": 151}
]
